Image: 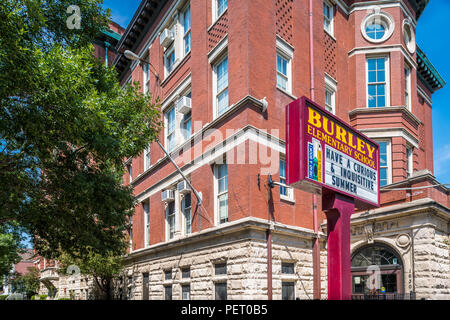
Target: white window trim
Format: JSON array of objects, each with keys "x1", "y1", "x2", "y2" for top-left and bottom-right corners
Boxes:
[
  {"x1": 406, "y1": 144, "x2": 413, "y2": 178},
  {"x1": 212, "y1": 53, "x2": 229, "y2": 119},
  {"x1": 143, "y1": 60, "x2": 150, "y2": 94},
  {"x1": 165, "y1": 106, "x2": 176, "y2": 152},
  {"x1": 143, "y1": 201, "x2": 150, "y2": 247},
  {"x1": 366, "y1": 55, "x2": 390, "y2": 108},
  {"x1": 164, "y1": 44, "x2": 176, "y2": 77},
  {"x1": 181, "y1": 193, "x2": 192, "y2": 235},
  {"x1": 323, "y1": 0, "x2": 334, "y2": 36},
  {"x1": 375, "y1": 139, "x2": 392, "y2": 186},
  {"x1": 144, "y1": 145, "x2": 151, "y2": 171},
  {"x1": 213, "y1": 162, "x2": 228, "y2": 226},
  {"x1": 128, "y1": 164, "x2": 133, "y2": 183},
  {"x1": 404, "y1": 64, "x2": 412, "y2": 111},
  {"x1": 165, "y1": 194, "x2": 178, "y2": 241},
  {"x1": 276, "y1": 37, "x2": 294, "y2": 95},
  {"x1": 361, "y1": 10, "x2": 395, "y2": 44},
  {"x1": 280, "y1": 157, "x2": 294, "y2": 203},
  {"x1": 325, "y1": 74, "x2": 337, "y2": 114},
  {"x1": 212, "y1": 0, "x2": 228, "y2": 24},
  {"x1": 181, "y1": 2, "x2": 191, "y2": 56}
]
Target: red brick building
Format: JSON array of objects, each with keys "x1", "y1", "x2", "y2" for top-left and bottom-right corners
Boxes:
[{"x1": 114, "y1": 0, "x2": 449, "y2": 300}]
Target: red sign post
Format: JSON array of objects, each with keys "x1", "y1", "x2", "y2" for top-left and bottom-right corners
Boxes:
[{"x1": 286, "y1": 97, "x2": 380, "y2": 300}]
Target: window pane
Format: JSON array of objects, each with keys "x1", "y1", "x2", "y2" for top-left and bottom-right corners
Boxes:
[
  {"x1": 282, "y1": 282, "x2": 295, "y2": 300},
  {"x1": 184, "y1": 31, "x2": 191, "y2": 54},
  {"x1": 182, "y1": 267, "x2": 190, "y2": 279},
  {"x1": 182, "y1": 285, "x2": 190, "y2": 300},
  {"x1": 277, "y1": 74, "x2": 287, "y2": 91},
  {"x1": 282, "y1": 262, "x2": 295, "y2": 274},
  {"x1": 164, "y1": 286, "x2": 172, "y2": 300},
  {"x1": 217, "y1": 0, "x2": 228, "y2": 17},
  {"x1": 183, "y1": 6, "x2": 191, "y2": 31},
  {"x1": 217, "y1": 88, "x2": 229, "y2": 115},
  {"x1": 277, "y1": 54, "x2": 287, "y2": 76},
  {"x1": 215, "y1": 263, "x2": 227, "y2": 275},
  {"x1": 215, "y1": 282, "x2": 227, "y2": 300},
  {"x1": 219, "y1": 193, "x2": 228, "y2": 222},
  {"x1": 165, "y1": 270, "x2": 172, "y2": 280}
]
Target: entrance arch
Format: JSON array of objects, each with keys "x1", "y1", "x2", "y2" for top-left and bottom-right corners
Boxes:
[{"x1": 351, "y1": 243, "x2": 403, "y2": 297}]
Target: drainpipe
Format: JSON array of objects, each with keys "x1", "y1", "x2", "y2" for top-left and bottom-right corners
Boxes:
[
  {"x1": 309, "y1": 0, "x2": 322, "y2": 300},
  {"x1": 267, "y1": 228, "x2": 273, "y2": 300}
]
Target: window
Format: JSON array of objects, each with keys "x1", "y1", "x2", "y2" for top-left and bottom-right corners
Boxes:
[
  {"x1": 216, "y1": 0, "x2": 228, "y2": 19},
  {"x1": 366, "y1": 22, "x2": 385, "y2": 40},
  {"x1": 164, "y1": 269, "x2": 172, "y2": 281},
  {"x1": 144, "y1": 145, "x2": 151, "y2": 171},
  {"x1": 367, "y1": 57, "x2": 388, "y2": 108},
  {"x1": 323, "y1": 1, "x2": 334, "y2": 35},
  {"x1": 143, "y1": 201, "x2": 150, "y2": 247},
  {"x1": 164, "y1": 285, "x2": 172, "y2": 300},
  {"x1": 361, "y1": 12, "x2": 394, "y2": 44},
  {"x1": 215, "y1": 282, "x2": 227, "y2": 300},
  {"x1": 143, "y1": 59, "x2": 150, "y2": 94},
  {"x1": 142, "y1": 273, "x2": 149, "y2": 300},
  {"x1": 282, "y1": 282, "x2": 295, "y2": 300},
  {"x1": 127, "y1": 164, "x2": 132, "y2": 183},
  {"x1": 167, "y1": 201, "x2": 176, "y2": 240},
  {"x1": 277, "y1": 54, "x2": 289, "y2": 92},
  {"x1": 405, "y1": 65, "x2": 411, "y2": 110},
  {"x1": 182, "y1": 112, "x2": 192, "y2": 140},
  {"x1": 214, "y1": 56, "x2": 229, "y2": 116},
  {"x1": 129, "y1": 216, "x2": 133, "y2": 249},
  {"x1": 325, "y1": 86, "x2": 335, "y2": 114},
  {"x1": 164, "y1": 44, "x2": 175, "y2": 75},
  {"x1": 276, "y1": 38, "x2": 293, "y2": 94},
  {"x1": 216, "y1": 164, "x2": 228, "y2": 224},
  {"x1": 183, "y1": 193, "x2": 192, "y2": 234},
  {"x1": 406, "y1": 146, "x2": 413, "y2": 178},
  {"x1": 215, "y1": 262, "x2": 227, "y2": 275},
  {"x1": 378, "y1": 141, "x2": 391, "y2": 186},
  {"x1": 183, "y1": 4, "x2": 191, "y2": 55},
  {"x1": 166, "y1": 107, "x2": 176, "y2": 152},
  {"x1": 403, "y1": 20, "x2": 416, "y2": 54},
  {"x1": 182, "y1": 284, "x2": 190, "y2": 300},
  {"x1": 182, "y1": 267, "x2": 191, "y2": 279},
  {"x1": 281, "y1": 262, "x2": 295, "y2": 275},
  {"x1": 280, "y1": 159, "x2": 293, "y2": 201}
]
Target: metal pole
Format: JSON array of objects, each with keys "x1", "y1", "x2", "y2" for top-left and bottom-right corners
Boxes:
[{"x1": 155, "y1": 139, "x2": 202, "y2": 206}]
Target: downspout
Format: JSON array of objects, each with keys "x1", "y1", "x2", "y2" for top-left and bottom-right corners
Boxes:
[{"x1": 309, "y1": 0, "x2": 322, "y2": 300}]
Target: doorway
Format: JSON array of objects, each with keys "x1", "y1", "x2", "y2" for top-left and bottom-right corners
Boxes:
[{"x1": 351, "y1": 243, "x2": 403, "y2": 298}]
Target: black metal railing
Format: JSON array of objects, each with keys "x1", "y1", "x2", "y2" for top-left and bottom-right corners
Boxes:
[{"x1": 351, "y1": 292, "x2": 416, "y2": 300}]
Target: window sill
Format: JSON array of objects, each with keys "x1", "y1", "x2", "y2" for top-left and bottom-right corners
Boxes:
[
  {"x1": 208, "y1": 8, "x2": 228, "y2": 32},
  {"x1": 276, "y1": 87, "x2": 297, "y2": 100},
  {"x1": 280, "y1": 195, "x2": 295, "y2": 204},
  {"x1": 324, "y1": 29, "x2": 336, "y2": 41},
  {"x1": 161, "y1": 52, "x2": 191, "y2": 88}
]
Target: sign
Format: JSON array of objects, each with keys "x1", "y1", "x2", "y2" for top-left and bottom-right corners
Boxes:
[{"x1": 286, "y1": 97, "x2": 380, "y2": 208}]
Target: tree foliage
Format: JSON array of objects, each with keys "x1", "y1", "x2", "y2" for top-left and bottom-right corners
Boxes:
[
  {"x1": 10, "y1": 267, "x2": 41, "y2": 298},
  {"x1": 0, "y1": 0, "x2": 161, "y2": 260},
  {"x1": 58, "y1": 248, "x2": 123, "y2": 300}
]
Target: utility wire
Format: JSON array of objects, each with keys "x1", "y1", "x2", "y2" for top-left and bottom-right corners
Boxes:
[{"x1": 382, "y1": 183, "x2": 450, "y2": 191}]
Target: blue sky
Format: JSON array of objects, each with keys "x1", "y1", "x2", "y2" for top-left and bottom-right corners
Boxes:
[{"x1": 103, "y1": 0, "x2": 450, "y2": 183}]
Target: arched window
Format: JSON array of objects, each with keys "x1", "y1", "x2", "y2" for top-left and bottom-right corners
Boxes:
[{"x1": 351, "y1": 244, "x2": 401, "y2": 268}]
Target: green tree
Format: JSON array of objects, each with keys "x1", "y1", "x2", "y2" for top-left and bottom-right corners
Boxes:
[
  {"x1": 0, "y1": 224, "x2": 23, "y2": 278},
  {"x1": 10, "y1": 267, "x2": 41, "y2": 298},
  {"x1": 58, "y1": 248, "x2": 123, "y2": 300},
  {"x1": 0, "y1": 0, "x2": 161, "y2": 261}
]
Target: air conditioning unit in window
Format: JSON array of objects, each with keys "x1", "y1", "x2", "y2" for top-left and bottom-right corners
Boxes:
[
  {"x1": 161, "y1": 190, "x2": 175, "y2": 202},
  {"x1": 176, "y1": 96, "x2": 192, "y2": 114},
  {"x1": 160, "y1": 28, "x2": 174, "y2": 48},
  {"x1": 177, "y1": 181, "x2": 191, "y2": 195},
  {"x1": 182, "y1": 291, "x2": 190, "y2": 300}
]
